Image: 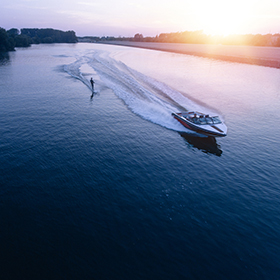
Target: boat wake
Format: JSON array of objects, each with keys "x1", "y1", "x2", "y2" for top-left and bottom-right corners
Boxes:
[{"x1": 64, "y1": 49, "x2": 210, "y2": 134}]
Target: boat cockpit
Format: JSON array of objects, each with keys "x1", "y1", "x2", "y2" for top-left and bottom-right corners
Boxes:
[{"x1": 182, "y1": 112, "x2": 222, "y2": 125}]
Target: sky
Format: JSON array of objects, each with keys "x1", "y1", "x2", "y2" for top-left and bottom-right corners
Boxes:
[{"x1": 1, "y1": 0, "x2": 280, "y2": 37}]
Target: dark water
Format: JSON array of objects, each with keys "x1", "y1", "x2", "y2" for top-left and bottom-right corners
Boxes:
[{"x1": 0, "y1": 43, "x2": 280, "y2": 279}]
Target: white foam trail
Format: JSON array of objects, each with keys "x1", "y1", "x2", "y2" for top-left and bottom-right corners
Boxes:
[
  {"x1": 64, "y1": 50, "x2": 207, "y2": 133},
  {"x1": 64, "y1": 55, "x2": 94, "y2": 90}
]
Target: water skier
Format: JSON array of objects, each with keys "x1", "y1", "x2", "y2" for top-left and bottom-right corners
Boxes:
[{"x1": 90, "y1": 78, "x2": 94, "y2": 93}]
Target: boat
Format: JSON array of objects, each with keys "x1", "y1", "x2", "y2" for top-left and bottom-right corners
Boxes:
[{"x1": 172, "y1": 111, "x2": 227, "y2": 137}]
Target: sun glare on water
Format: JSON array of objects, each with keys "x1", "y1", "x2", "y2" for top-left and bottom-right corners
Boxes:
[{"x1": 192, "y1": 0, "x2": 253, "y2": 36}]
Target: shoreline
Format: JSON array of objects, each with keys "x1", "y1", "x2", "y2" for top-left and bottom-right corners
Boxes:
[{"x1": 98, "y1": 41, "x2": 280, "y2": 69}]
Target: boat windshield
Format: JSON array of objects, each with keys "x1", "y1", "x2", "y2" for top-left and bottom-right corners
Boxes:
[
  {"x1": 187, "y1": 114, "x2": 222, "y2": 125},
  {"x1": 212, "y1": 116, "x2": 222, "y2": 124}
]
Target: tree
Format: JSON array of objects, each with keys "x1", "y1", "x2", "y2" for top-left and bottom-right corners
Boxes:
[
  {"x1": 7, "y1": 28, "x2": 19, "y2": 38},
  {"x1": 0, "y1": 27, "x2": 15, "y2": 52},
  {"x1": 14, "y1": 35, "x2": 31, "y2": 47},
  {"x1": 134, "y1": 33, "x2": 143, "y2": 42},
  {"x1": 21, "y1": 28, "x2": 77, "y2": 44}
]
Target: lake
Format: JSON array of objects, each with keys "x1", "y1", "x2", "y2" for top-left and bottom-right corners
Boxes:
[{"x1": 0, "y1": 43, "x2": 279, "y2": 279}]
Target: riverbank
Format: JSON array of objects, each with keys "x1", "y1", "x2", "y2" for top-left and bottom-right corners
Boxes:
[{"x1": 98, "y1": 41, "x2": 280, "y2": 69}]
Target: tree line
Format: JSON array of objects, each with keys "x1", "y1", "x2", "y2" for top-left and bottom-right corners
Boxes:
[
  {"x1": 141, "y1": 31, "x2": 280, "y2": 47},
  {"x1": 2, "y1": 27, "x2": 280, "y2": 53},
  {"x1": 0, "y1": 28, "x2": 77, "y2": 52},
  {"x1": 131, "y1": 31, "x2": 280, "y2": 47},
  {"x1": 79, "y1": 30, "x2": 280, "y2": 47}
]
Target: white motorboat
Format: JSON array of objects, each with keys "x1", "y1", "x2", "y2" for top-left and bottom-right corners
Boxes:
[{"x1": 172, "y1": 111, "x2": 227, "y2": 137}]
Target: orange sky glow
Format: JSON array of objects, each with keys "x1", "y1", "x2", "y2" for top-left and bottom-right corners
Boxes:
[{"x1": 1, "y1": 0, "x2": 280, "y2": 36}]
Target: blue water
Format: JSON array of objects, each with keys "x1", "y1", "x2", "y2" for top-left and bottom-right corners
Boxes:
[{"x1": 0, "y1": 43, "x2": 280, "y2": 279}]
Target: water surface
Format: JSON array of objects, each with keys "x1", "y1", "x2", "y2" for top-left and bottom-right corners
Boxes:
[{"x1": 0, "y1": 43, "x2": 279, "y2": 279}]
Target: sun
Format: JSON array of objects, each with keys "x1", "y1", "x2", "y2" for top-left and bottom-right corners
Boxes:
[{"x1": 192, "y1": 0, "x2": 251, "y2": 36}]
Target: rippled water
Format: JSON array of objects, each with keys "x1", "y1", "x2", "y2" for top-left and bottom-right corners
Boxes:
[{"x1": 0, "y1": 43, "x2": 280, "y2": 279}]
